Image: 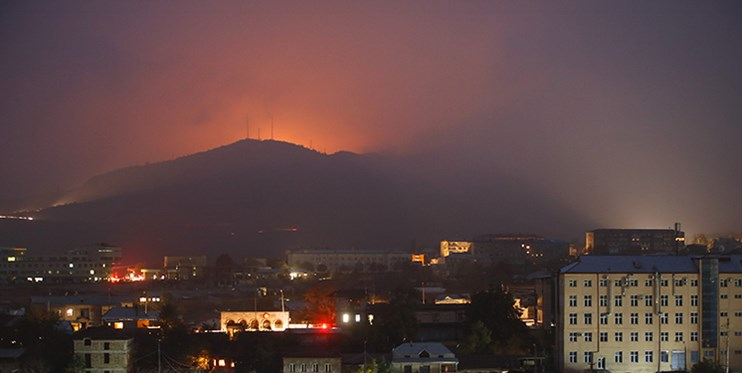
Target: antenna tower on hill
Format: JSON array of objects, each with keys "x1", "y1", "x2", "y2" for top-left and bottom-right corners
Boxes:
[{"x1": 245, "y1": 116, "x2": 250, "y2": 140}]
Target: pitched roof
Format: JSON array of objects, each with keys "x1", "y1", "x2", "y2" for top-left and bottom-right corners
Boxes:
[
  {"x1": 392, "y1": 342, "x2": 456, "y2": 359},
  {"x1": 102, "y1": 306, "x2": 159, "y2": 322}
]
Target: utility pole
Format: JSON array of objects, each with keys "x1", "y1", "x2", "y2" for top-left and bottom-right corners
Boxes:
[{"x1": 158, "y1": 338, "x2": 161, "y2": 373}]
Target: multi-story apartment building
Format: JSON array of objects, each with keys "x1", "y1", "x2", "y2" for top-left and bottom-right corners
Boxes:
[
  {"x1": 286, "y1": 249, "x2": 410, "y2": 273},
  {"x1": 558, "y1": 255, "x2": 742, "y2": 373},
  {"x1": 585, "y1": 228, "x2": 684, "y2": 255},
  {"x1": 0, "y1": 244, "x2": 121, "y2": 283},
  {"x1": 440, "y1": 235, "x2": 569, "y2": 267}
]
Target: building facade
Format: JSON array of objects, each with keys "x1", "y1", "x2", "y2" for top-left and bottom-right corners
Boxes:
[
  {"x1": 282, "y1": 356, "x2": 341, "y2": 373},
  {"x1": 287, "y1": 249, "x2": 410, "y2": 273},
  {"x1": 73, "y1": 327, "x2": 133, "y2": 373},
  {"x1": 0, "y1": 244, "x2": 121, "y2": 283},
  {"x1": 586, "y1": 228, "x2": 684, "y2": 255},
  {"x1": 558, "y1": 255, "x2": 742, "y2": 373},
  {"x1": 220, "y1": 311, "x2": 289, "y2": 336},
  {"x1": 163, "y1": 255, "x2": 207, "y2": 280},
  {"x1": 391, "y1": 342, "x2": 458, "y2": 373}
]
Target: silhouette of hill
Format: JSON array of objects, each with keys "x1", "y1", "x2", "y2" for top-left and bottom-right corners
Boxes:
[{"x1": 1, "y1": 139, "x2": 590, "y2": 263}]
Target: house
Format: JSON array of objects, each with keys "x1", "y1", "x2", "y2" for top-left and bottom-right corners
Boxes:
[
  {"x1": 73, "y1": 327, "x2": 133, "y2": 373},
  {"x1": 391, "y1": 342, "x2": 458, "y2": 373},
  {"x1": 0, "y1": 348, "x2": 25, "y2": 373},
  {"x1": 102, "y1": 306, "x2": 159, "y2": 330}
]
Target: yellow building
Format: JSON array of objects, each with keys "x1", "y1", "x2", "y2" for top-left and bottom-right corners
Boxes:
[
  {"x1": 220, "y1": 311, "x2": 289, "y2": 336},
  {"x1": 439, "y1": 241, "x2": 473, "y2": 257},
  {"x1": 558, "y1": 255, "x2": 742, "y2": 373}
]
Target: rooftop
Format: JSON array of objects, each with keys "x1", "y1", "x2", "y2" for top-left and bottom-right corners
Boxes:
[{"x1": 560, "y1": 255, "x2": 742, "y2": 274}]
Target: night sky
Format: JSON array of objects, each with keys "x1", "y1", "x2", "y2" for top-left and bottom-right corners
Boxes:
[{"x1": 2, "y1": 1, "x2": 742, "y2": 239}]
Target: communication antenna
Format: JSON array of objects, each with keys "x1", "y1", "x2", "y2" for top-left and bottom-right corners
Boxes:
[
  {"x1": 258, "y1": 128, "x2": 261, "y2": 141},
  {"x1": 245, "y1": 116, "x2": 250, "y2": 140},
  {"x1": 271, "y1": 116, "x2": 275, "y2": 140}
]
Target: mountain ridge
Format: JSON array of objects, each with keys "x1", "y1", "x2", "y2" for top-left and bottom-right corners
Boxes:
[{"x1": 1, "y1": 139, "x2": 588, "y2": 263}]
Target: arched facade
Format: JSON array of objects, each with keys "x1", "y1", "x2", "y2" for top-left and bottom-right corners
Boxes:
[{"x1": 220, "y1": 311, "x2": 289, "y2": 336}]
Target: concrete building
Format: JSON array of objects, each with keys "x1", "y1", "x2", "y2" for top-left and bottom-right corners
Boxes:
[
  {"x1": 0, "y1": 244, "x2": 121, "y2": 283},
  {"x1": 585, "y1": 228, "x2": 685, "y2": 255},
  {"x1": 163, "y1": 255, "x2": 207, "y2": 280},
  {"x1": 440, "y1": 235, "x2": 569, "y2": 268},
  {"x1": 558, "y1": 255, "x2": 742, "y2": 373},
  {"x1": 391, "y1": 342, "x2": 458, "y2": 373},
  {"x1": 286, "y1": 249, "x2": 410, "y2": 273},
  {"x1": 73, "y1": 327, "x2": 133, "y2": 373},
  {"x1": 282, "y1": 352, "x2": 341, "y2": 373},
  {"x1": 30, "y1": 295, "x2": 130, "y2": 331}
]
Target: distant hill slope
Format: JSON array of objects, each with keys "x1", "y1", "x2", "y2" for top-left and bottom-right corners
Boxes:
[
  {"x1": 24, "y1": 140, "x2": 426, "y2": 261},
  {"x1": 2, "y1": 139, "x2": 587, "y2": 263}
]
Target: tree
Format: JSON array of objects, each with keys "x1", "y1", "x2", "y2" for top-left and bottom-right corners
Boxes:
[
  {"x1": 158, "y1": 302, "x2": 183, "y2": 331},
  {"x1": 362, "y1": 287, "x2": 419, "y2": 352},
  {"x1": 461, "y1": 321, "x2": 493, "y2": 354},
  {"x1": 466, "y1": 287, "x2": 532, "y2": 354},
  {"x1": 15, "y1": 308, "x2": 74, "y2": 373},
  {"x1": 691, "y1": 359, "x2": 724, "y2": 373},
  {"x1": 303, "y1": 282, "x2": 336, "y2": 325},
  {"x1": 352, "y1": 359, "x2": 392, "y2": 373},
  {"x1": 65, "y1": 354, "x2": 86, "y2": 373}
]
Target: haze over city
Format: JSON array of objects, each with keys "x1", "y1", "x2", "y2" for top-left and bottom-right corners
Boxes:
[{"x1": 2, "y1": 1, "x2": 742, "y2": 256}]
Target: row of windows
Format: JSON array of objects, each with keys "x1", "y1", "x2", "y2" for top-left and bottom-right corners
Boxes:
[
  {"x1": 569, "y1": 331, "x2": 699, "y2": 343},
  {"x1": 287, "y1": 363, "x2": 333, "y2": 372},
  {"x1": 568, "y1": 312, "x2": 700, "y2": 325},
  {"x1": 568, "y1": 295, "x2": 702, "y2": 308},
  {"x1": 568, "y1": 278, "x2": 700, "y2": 288},
  {"x1": 568, "y1": 278, "x2": 742, "y2": 288},
  {"x1": 568, "y1": 349, "x2": 742, "y2": 365}
]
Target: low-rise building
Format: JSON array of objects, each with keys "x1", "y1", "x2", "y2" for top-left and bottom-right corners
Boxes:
[
  {"x1": 31, "y1": 295, "x2": 129, "y2": 331},
  {"x1": 282, "y1": 350, "x2": 341, "y2": 373},
  {"x1": 391, "y1": 342, "x2": 458, "y2": 373},
  {"x1": 220, "y1": 311, "x2": 289, "y2": 336},
  {"x1": 164, "y1": 256, "x2": 207, "y2": 280},
  {"x1": 73, "y1": 327, "x2": 133, "y2": 373}
]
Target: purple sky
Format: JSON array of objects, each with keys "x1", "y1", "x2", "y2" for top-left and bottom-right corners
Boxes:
[{"x1": 2, "y1": 1, "x2": 741, "y2": 238}]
